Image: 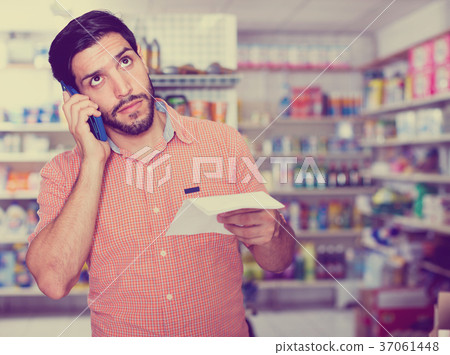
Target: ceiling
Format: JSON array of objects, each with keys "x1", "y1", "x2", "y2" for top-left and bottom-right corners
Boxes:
[{"x1": 0, "y1": 0, "x2": 440, "y2": 34}]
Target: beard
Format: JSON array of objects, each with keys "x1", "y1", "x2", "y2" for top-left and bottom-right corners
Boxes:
[{"x1": 101, "y1": 80, "x2": 155, "y2": 136}]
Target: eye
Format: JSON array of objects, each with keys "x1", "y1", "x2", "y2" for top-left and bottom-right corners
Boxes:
[
  {"x1": 90, "y1": 75, "x2": 103, "y2": 87},
  {"x1": 120, "y1": 57, "x2": 132, "y2": 68}
]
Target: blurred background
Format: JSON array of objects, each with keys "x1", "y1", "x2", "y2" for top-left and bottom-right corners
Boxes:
[{"x1": 1, "y1": 0, "x2": 450, "y2": 337}]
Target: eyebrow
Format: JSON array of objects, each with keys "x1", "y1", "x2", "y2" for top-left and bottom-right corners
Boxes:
[{"x1": 80, "y1": 47, "x2": 134, "y2": 84}]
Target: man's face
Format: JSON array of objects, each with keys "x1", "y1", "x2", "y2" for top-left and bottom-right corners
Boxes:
[{"x1": 71, "y1": 32, "x2": 155, "y2": 135}]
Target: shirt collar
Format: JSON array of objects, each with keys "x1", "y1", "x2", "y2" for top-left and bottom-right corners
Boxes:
[{"x1": 107, "y1": 98, "x2": 193, "y2": 155}]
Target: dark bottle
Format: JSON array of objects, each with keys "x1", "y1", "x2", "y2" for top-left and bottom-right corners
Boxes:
[
  {"x1": 348, "y1": 161, "x2": 361, "y2": 186},
  {"x1": 336, "y1": 163, "x2": 349, "y2": 187},
  {"x1": 327, "y1": 163, "x2": 338, "y2": 188}
]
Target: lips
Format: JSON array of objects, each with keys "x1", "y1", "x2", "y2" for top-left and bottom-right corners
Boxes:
[{"x1": 118, "y1": 99, "x2": 143, "y2": 115}]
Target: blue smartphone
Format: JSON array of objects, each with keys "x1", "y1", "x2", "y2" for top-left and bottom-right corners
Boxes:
[{"x1": 60, "y1": 81, "x2": 108, "y2": 141}]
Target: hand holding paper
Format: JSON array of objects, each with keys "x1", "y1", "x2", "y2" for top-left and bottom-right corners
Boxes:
[{"x1": 165, "y1": 191, "x2": 284, "y2": 236}]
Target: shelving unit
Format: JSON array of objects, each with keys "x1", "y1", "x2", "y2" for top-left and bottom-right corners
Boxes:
[
  {"x1": 360, "y1": 134, "x2": 450, "y2": 148},
  {"x1": 269, "y1": 186, "x2": 376, "y2": 197},
  {"x1": 364, "y1": 171, "x2": 450, "y2": 184},
  {"x1": 391, "y1": 216, "x2": 450, "y2": 235},
  {"x1": 294, "y1": 228, "x2": 361, "y2": 239},
  {"x1": 0, "y1": 286, "x2": 88, "y2": 297},
  {"x1": 362, "y1": 91, "x2": 450, "y2": 116}
]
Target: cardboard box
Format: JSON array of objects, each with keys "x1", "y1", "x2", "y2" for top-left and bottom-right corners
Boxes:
[
  {"x1": 433, "y1": 34, "x2": 450, "y2": 66},
  {"x1": 434, "y1": 64, "x2": 450, "y2": 94},
  {"x1": 411, "y1": 68, "x2": 434, "y2": 99},
  {"x1": 356, "y1": 288, "x2": 434, "y2": 337},
  {"x1": 409, "y1": 42, "x2": 434, "y2": 72},
  {"x1": 429, "y1": 292, "x2": 450, "y2": 337}
]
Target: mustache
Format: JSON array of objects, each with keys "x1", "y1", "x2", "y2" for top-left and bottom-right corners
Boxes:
[{"x1": 111, "y1": 94, "x2": 150, "y2": 117}]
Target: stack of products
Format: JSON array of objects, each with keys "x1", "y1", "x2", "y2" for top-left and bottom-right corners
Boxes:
[
  {"x1": 282, "y1": 86, "x2": 361, "y2": 118},
  {"x1": 243, "y1": 243, "x2": 365, "y2": 282},
  {"x1": 238, "y1": 42, "x2": 351, "y2": 70},
  {"x1": 395, "y1": 109, "x2": 443, "y2": 139},
  {"x1": 421, "y1": 194, "x2": 450, "y2": 226},
  {"x1": 409, "y1": 33, "x2": 450, "y2": 98},
  {"x1": 1, "y1": 103, "x2": 61, "y2": 124},
  {"x1": 0, "y1": 244, "x2": 33, "y2": 287},
  {"x1": 0, "y1": 167, "x2": 41, "y2": 193},
  {"x1": 0, "y1": 203, "x2": 38, "y2": 240},
  {"x1": 261, "y1": 135, "x2": 362, "y2": 156},
  {"x1": 363, "y1": 33, "x2": 450, "y2": 110},
  {"x1": 279, "y1": 200, "x2": 363, "y2": 232},
  {"x1": 165, "y1": 95, "x2": 228, "y2": 123}
]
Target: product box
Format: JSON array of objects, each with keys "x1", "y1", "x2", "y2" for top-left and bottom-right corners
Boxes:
[
  {"x1": 411, "y1": 68, "x2": 434, "y2": 99},
  {"x1": 415, "y1": 108, "x2": 443, "y2": 137},
  {"x1": 0, "y1": 250, "x2": 16, "y2": 287},
  {"x1": 356, "y1": 287, "x2": 434, "y2": 337},
  {"x1": 429, "y1": 292, "x2": 450, "y2": 337},
  {"x1": 433, "y1": 34, "x2": 450, "y2": 66},
  {"x1": 433, "y1": 64, "x2": 450, "y2": 94},
  {"x1": 395, "y1": 111, "x2": 416, "y2": 140},
  {"x1": 409, "y1": 42, "x2": 434, "y2": 72}
]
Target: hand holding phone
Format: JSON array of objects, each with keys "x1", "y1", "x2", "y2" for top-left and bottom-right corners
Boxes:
[{"x1": 60, "y1": 81, "x2": 108, "y2": 141}]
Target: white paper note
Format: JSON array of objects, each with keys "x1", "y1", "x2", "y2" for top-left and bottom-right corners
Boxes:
[{"x1": 165, "y1": 191, "x2": 284, "y2": 236}]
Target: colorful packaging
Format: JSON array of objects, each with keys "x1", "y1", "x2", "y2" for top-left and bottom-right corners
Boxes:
[
  {"x1": 433, "y1": 64, "x2": 450, "y2": 94},
  {"x1": 411, "y1": 67, "x2": 434, "y2": 99},
  {"x1": 433, "y1": 34, "x2": 450, "y2": 66},
  {"x1": 408, "y1": 42, "x2": 434, "y2": 72},
  {"x1": 0, "y1": 250, "x2": 15, "y2": 287}
]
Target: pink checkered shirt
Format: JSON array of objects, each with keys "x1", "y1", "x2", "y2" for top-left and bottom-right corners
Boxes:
[{"x1": 29, "y1": 99, "x2": 266, "y2": 336}]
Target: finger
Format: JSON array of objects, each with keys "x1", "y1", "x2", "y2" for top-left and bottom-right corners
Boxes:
[
  {"x1": 223, "y1": 223, "x2": 262, "y2": 238},
  {"x1": 217, "y1": 211, "x2": 263, "y2": 226},
  {"x1": 70, "y1": 100, "x2": 99, "y2": 127},
  {"x1": 218, "y1": 208, "x2": 266, "y2": 217},
  {"x1": 62, "y1": 90, "x2": 70, "y2": 103}
]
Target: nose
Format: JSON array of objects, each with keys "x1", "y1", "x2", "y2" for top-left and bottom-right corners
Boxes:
[{"x1": 111, "y1": 71, "x2": 132, "y2": 99}]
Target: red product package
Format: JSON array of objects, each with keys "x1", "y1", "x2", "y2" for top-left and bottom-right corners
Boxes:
[
  {"x1": 411, "y1": 67, "x2": 434, "y2": 99},
  {"x1": 409, "y1": 41, "x2": 434, "y2": 72},
  {"x1": 433, "y1": 64, "x2": 450, "y2": 94},
  {"x1": 433, "y1": 34, "x2": 450, "y2": 66}
]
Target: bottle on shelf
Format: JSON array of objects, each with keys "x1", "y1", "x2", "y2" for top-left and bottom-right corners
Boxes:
[
  {"x1": 279, "y1": 83, "x2": 292, "y2": 119},
  {"x1": 315, "y1": 245, "x2": 328, "y2": 280},
  {"x1": 348, "y1": 161, "x2": 362, "y2": 186},
  {"x1": 148, "y1": 38, "x2": 161, "y2": 73},
  {"x1": 327, "y1": 163, "x2": 338, "y2": 188},
  {"x1": 336, "y1": 163, "x2": 349, "y2": 187}
]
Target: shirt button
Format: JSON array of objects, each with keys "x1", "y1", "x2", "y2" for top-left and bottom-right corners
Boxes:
[
  {"x1": 153, "y1": 207, "x2": 160, "y2": 213},
  {"x1": 160, "y1": 250, "x2": 167, "y2": 257},
  {"x1": 166, "y1": 294, "x2": 173, "y2": 300}
]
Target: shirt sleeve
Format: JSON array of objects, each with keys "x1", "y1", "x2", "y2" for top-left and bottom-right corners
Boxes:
[{"x1": 28, "y1": 158, "x2": 72, "y2": 244}]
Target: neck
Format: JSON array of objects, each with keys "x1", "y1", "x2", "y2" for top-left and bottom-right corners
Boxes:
[{"x1": 105, "y1": 109, "x2": 166, "y2": 154}]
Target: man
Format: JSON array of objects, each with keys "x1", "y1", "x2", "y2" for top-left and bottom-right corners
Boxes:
[{"x1": 26, "y1": 10, "x2": 296, "y2": 336}]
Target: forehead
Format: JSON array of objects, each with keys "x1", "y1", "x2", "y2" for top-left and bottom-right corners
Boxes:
[{"x1": 71, "y1": 32, "x2": 131, "y2": 79}]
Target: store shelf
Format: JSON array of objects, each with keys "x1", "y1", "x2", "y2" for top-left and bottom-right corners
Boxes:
[
  {"x1": 151, "y1": 74, "x2": 241, "y2": 88},
  {"x1": 362, "y1": 91, "x2": 450, "y2": 116},
  {"x1": 364, "y1": 171, "x2": 450, "y2": 185},
  {"x1": 238, "y1": 65, "x2": 359, "y2": 73},
  {"x1": 360, "y1": 134, "x2": 450, "y2": 147},
  {"x1": 0, "y1": 234, "x2": 28, "y2": 244},
  {"x1": 270, "y1": 186, "x2": 376, "y2": 196},
  {"x1": 0, "y1": 123, "x2": 69, "y2": 132},
  {"x1": 421, "y1": 261, "x2": 450, "y2": 279},
  {"x1": 239, "y1": 116, "x2": 363, "y2": 130},
  {"x1": 0, "y1": 190, "x2": 39, "y2": 200},
  {"x1": 255, "y1": 278, "x2": 360, "y2": 290},
  {"x1": 253, "y1": 151, "x2": 371, "y2": 160},
  {"x1": 0, "y1": 152, "x2": 62, "y2": 163},
  {"x1": 391, "y1": 216, "x2": 450, "y2": 235},
  {"x1": 295, "y1": 229, "x2": 362, "y2": 239},
  {"x1": 0, "y1": 286, "x2": 88, "y2": 297}
]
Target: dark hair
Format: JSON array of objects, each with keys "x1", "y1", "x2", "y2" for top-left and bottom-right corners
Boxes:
[{"x1": 48, "y1": 10, "x2": 138, "y2": 90}]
